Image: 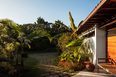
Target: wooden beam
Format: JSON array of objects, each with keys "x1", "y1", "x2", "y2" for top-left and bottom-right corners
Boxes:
[
  {"x1": 110, "y1": 0, "x2": 116, "y2": 2},
  {"x1": 88, "y1": 20, "x2": 98, "y2": 22},
  {"x1": 108, "y1": 27, "x2": 116, "y2": 31},
  {"x1": 91, "y1": 17, "x2": 105, "y2": 19},
  {"x1": 107, "y1": 23, "x2": 116, "y2": 31},
  {"x1": 85, "y1": 22, "x2": 94, "y2": 24},
  {"x1": 95, "y1": 13, "x2": 112, "y2": 15},
  {"x1": 78, "y1": 0, "x2": 107, "y2": 29},
  {"x1": 101, "y1": 8, "x2": 116, "y2": 10},
  {"x1": 90, "y1": 19, "x2": 104, "y2": 21},
  {"x1": 100, "y1": 20, "x2": 116, "y2": 28}
]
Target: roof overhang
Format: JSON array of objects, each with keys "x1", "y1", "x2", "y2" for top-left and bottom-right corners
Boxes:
[{"x1": 76, "y1": 0, "x2": 116, "y2": 34}]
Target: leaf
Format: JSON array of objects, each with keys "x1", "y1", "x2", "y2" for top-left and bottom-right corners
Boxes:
[
  {"x1": 69, "y1": 12, "x2": 76, "y2": 31},
  {"x1": 27, "y1": 44, "x2": 31, "y2": 49},
  {"x1": 66, "y1": 39, "x2": 77, "y2": 47},
  {"x1": 15, "y1": 42, "x2": 20, "y2": 45},
  {"x1": 55, "y1": 21, "x2": 72, "y2": 32},
  {"x1": 73, "y1": 50, "x2": 78, "y2": 58}
]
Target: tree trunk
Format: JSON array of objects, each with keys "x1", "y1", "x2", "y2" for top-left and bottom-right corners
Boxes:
[
  {"x1": 21, "y1": 44, "x2": 24, "y2": 71},
  {"x1": 16, "y1": 49, "x2": 18, "y2": 65}
]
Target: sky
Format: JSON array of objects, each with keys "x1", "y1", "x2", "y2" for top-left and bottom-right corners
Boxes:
[{"x1": 0, "y1": 0, "x2": 100, "y2": 27}]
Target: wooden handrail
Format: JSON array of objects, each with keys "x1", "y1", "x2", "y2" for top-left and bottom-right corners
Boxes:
[
  {"x1": 98, "y1": 58, "x2": 111, "y2": 60},
  {"x1": 111, "y1": 58, "x2": 116, "y2": 65},
  {"x1": 97, "y1": 58, "x2": 112, "y2": 64},
  {"x1": 97, "y1": 58, "x2": 116, "y2": 76},
  {"x1": 98, "y1": 58, "x2": 116, "y2": 65}
]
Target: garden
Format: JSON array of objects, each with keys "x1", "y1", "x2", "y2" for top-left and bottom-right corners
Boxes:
[{"x1": 0, "y1": 12, "x2": 93, "y2": 77}]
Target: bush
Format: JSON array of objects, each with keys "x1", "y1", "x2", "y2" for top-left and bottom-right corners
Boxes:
[
  {"x1": 58, "y1": 59, "x2": 85, "y2": 71},
  {"x1": 58, "y1": 32, "x2": 72, "y2": 50},
  {"x1": 0, "y1": 60, "x2": 16, "y2": 77},
  {"x1": 57, "y1": 35, "x2": 89, "y2": 71}
]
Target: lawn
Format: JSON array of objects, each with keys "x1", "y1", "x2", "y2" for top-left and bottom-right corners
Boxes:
[
  {"x1": 22, "y1": 57, "x2": 41, "y2": 77},
  {"x1": 22, "y1": 52, "x2": 58, "y2": 77},
  {"x1": 22, "y1": 52, "x2": 79, "y2": 77}
]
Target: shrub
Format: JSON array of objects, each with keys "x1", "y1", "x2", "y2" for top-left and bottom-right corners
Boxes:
[
  {"x1": 0, "y1": 57, "x2": 16, "y2": 77},
  {"x1": 58, "y1": 32, "x2": 72, "y2": 50},
  {"x1": 58, "y1": 58, "x2": 85, "y2": 71}
]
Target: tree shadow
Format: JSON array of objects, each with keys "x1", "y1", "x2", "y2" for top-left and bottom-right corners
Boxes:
[{"x1": 21, "y1": 52, "x2": 78, "y2": 77}]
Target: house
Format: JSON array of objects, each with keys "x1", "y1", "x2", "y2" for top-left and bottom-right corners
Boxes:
[{"x1": 75, "y1": 0, "x2": 116, "y2": 67}]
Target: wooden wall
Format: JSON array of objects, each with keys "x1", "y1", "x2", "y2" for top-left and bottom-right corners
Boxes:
[{"x1": 107, "y1": 29, "x2": 116, "y2": 63}]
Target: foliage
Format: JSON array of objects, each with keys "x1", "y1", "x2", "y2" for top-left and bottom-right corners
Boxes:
[
  {"x1": 20, "y1": 18, "x2": 69, "y2": 52},
  {"x1": 58, "y1": 45, "x2": 90, "y2": 71},
  {"x1": 0, "y1": 19, "x2": 31, "y2": 76},
  {"x1": 0, "y1": 19, "x2": 19, "y2": 58},
  {"x1": 0, "y1": 61, "x2": 16, "y2": 77},
  {"x1": 59, "y1": 59, "x2": 85, "y2": 71},
  {"x1": 57, "y1": 32, "x2": 84, "y2": 52},
  {"x1": 59, "y1": 37, "x2": 93, "y2": 62},
  {"x1": 20, "y1": 24, "x2": 36, "y2": 35},
  {"x1": 66, "y1": 38, "x2": 84, "y2": 47},
  {"x1": 30, "y1": 36, "x2": 51, "y2": 51},
  {"x1": 55, "y1": 11, "x2": 78, "y2": 38},
  {"x1": 51, "y1": 20, "x2": 69, "y2": 36},
  {"x1": 27, "y1": 30, "x2": 51, "y2": 41},
  {"x1": 59, "y1": 48, "x2": 86, "y2": 63},
  {"x1": 55, "y1": 21, "x2": 72, "y2": 32},
  {"x1": 69, "y1": 11, "x2": 76, "y2": 31},
  {"x1": 58, "y1": 32, "x2": 93, "y2": 71},
  {"x1": 18, "y1": 32, "x2": 31, "y2": 48},
  {"x1": 0, "y1": 19, "x2": 20, "y2": 76},
  {"x1": 58, "y1": 32, "x2": 72, "y2": 49},
  {"x1": 37, "y1": 17, "x2": 48, "y2": 25},
  {"x1": 58, "y1": 38, "x2": 94, "y2": 70}
]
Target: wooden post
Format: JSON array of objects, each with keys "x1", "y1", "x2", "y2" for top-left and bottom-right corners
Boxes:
[
  {"x1": 98, "y1": 66, "x2": 99, "y2": 73},
  {"x1": 97, "y1": 58, "x2": 99, "y2": 73}
]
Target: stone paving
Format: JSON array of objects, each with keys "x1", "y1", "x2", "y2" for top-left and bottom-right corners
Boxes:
[
  {"x1": 39, "y1": 64, "x2": 78, "y2": 77},
  {"x1": 29, "y1": 52, "x2": 78, "y2": 77},
  {"x1": 72, "y1": 69, "x2": 115, "y2": 77}
]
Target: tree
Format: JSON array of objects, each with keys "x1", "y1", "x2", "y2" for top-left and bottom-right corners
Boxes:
[
  {"x1": 50, "y1": 20, "x2": 69, "y2": 36},
  {"x1": 55, "y1": 12, "x2": 78, "y2": 38},
  {"x1": 37, "y1": 17, "x2": 46, "y2": 24},
  {"x1": 0, "y1": 19, "x2": 31, "y2": 74},
  {"x1": 0, "y1": 19, "x2": 20, "y2": 59},
  {"x1": 17, "y1": 32, "x2": 30, "y2": 70},
  {"x1": 0, "y1": 19, "x2": 20, "y2": 76}
]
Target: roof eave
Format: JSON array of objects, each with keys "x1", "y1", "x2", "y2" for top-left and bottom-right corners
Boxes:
[{"x1": 76, "y1": 0, "x2": 108, "y2": 32}]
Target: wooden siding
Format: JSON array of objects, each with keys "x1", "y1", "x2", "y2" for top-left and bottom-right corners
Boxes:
[{"x1": 108, "y1": 35, "x2": 116, "y2": 63}]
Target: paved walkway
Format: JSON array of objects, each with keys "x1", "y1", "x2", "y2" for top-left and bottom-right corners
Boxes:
[
  {"x1": 72, "y1": 69, "x2": 115, "y2": 77},
  {"x1": 39, "y1": 65, "x2": 78, "y2": 77}
]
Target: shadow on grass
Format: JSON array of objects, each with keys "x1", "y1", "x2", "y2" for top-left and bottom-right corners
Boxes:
[
  {"x1": 22, "y1": 57, "x2": 41, "y2": 77},
  {"x1": 22, "y1": 52, "x2": 79, "y2": 77}
]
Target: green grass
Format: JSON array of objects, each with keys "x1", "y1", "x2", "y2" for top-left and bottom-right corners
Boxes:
[{"x1": 22, "y1": 57, "x2": 41, "y2": 77}]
